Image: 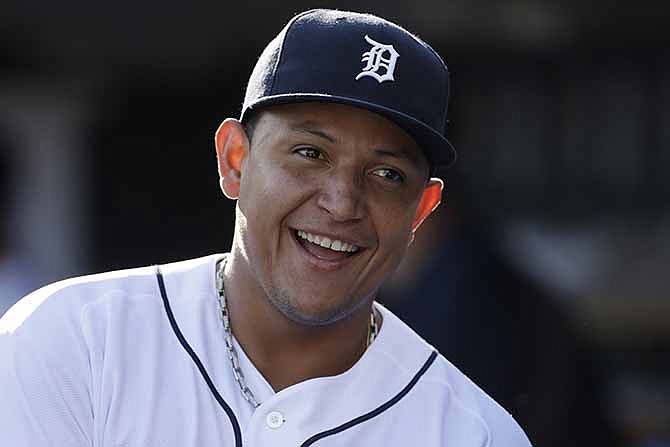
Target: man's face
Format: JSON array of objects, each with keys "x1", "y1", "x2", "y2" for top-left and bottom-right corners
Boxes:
[{"x1": 233, "y1": 102, "x2": 437, "y2": 325}]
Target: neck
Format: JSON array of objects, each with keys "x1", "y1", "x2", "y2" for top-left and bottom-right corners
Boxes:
[{"x1": 220, "y1": 251, "x2": 374, "y2": 392}]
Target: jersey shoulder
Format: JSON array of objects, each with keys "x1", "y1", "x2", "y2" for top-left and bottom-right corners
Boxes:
[
  {"x1": 0, "y1": 253, "x2": 220, "y2": 343},
  {"x1": 1, "y1": 262, "x2": 152, "y2": 338},
  {"x1": 376, "y1": 304, "x2": 533, "y2": 447},
  {"x1": 0, "y1": 254, "x2": 223, "y2": 446},
  {"x1": 426, "y1": 353, "x2": 533, "y2": 446}
]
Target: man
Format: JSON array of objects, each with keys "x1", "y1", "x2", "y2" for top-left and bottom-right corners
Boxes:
[{"x1": 0, "y1": 9, "x2": 531, "y2": 446}]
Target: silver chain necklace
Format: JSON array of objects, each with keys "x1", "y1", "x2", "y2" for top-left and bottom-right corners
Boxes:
[{"x1": 215, "y1": 259, "x2": 378, "y2": 408}]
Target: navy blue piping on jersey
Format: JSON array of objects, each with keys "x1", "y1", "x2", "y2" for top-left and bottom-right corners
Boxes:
[
  {"x1": 300, "y1": 350, "x2": 439, "y2": 447},
  {"x1": 156, "y1": 265, "x2": 439, "y2": 447},
  {"x1": 155, "y1": 267, "x2": 243, "y2": 447}
]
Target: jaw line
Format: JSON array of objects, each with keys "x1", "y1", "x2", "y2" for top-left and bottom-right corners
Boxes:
[{"x1": 265, "y1": 283, "x2": 377, "y2": 327}]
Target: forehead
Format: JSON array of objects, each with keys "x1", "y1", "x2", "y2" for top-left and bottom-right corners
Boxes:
[{"x1": 251, "y1": 102, "x2": 429, "y2": 169}]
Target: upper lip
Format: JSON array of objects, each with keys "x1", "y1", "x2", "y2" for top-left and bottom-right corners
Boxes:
[{"x1": 291, "y1": 227, "x2": 371, "y2": 249}]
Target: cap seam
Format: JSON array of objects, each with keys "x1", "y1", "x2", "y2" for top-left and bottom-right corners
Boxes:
[
  {"x1": 441, "y1": 69, "x2": 449, "y2": 135},
  {"x1": 269, "y1": 10, "x2": 316, "y2": 96},
  {"x1": 407, "y1": 33, "x2": 448, "y2": 74},
  {"x1": 404, "y1": 33, "x2": 450, "y2": 134}
]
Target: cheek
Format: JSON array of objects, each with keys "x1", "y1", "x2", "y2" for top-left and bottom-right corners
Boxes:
[
  {"x1": 375, "y1": 199, "x2": 418, "y2": 236},
  {"x1": 238, "y1": 159, "x2": 280, "y2": 217},
  {"x1": 369, "y1": 203, "x2": 417, "y2": 269},
  {"x1": 372, "y1": 200, "x2": 422, "y2": 268},
  {"x1": 235, "y1": 163, "x2": 278, "y2": 257},
  {"x1": 236, "y1": 159, "x2": 313, "y2": 242}
]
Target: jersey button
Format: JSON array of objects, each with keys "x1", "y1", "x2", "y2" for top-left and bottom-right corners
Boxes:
[{"x1": 266, "y1": 410, "x2": 285, "y2": 429}]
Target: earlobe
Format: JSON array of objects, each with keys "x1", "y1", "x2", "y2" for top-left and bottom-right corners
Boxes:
[
  {"x1": 410, "y1": 177, "x2": 444, "y2": 234},
  {"x1": 215, "y1": 118, "x2": 249, "y2": 199}
]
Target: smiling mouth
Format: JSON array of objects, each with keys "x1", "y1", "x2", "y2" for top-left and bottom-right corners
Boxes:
[{"x1": 293, "y1": 229, "x2": 362, "y2": 262}]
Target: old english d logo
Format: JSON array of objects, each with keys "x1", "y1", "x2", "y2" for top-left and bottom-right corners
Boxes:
[{"x1": 355, "y1": 35, "x2": 400, "y2": 83}]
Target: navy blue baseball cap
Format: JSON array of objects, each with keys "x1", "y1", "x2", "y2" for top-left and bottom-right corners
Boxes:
[{"x1": 241, "y1": 9, "x2": 457, "y2": 172}]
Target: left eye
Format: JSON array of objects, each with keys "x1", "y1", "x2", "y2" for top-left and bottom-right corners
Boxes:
[
  {"x1": 295, "y1": 147, "x2": 325, "y2": 160},
  {"x1": 372, "y1": 168, "x2": 404, "y2": 183}
]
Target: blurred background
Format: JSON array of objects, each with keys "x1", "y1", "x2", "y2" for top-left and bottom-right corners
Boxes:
[{"x1": 1, "y1": 1, "x2": 668, "y2": 445}]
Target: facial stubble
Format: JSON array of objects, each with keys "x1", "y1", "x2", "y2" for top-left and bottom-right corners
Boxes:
[{"x1": 265, "y1": 285, "x2": 375, "y2": 327}]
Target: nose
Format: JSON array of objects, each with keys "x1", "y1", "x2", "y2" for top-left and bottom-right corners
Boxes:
[{"x1": 316, "y1": 169, "x2": 365, "y2": 222}]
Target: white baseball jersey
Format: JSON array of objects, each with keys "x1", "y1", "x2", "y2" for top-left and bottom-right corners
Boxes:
[{"x1": 0, "y1": 254, "x2": 531, "y2": 446}]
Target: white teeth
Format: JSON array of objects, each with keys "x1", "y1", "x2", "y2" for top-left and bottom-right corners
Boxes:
[
  {"x1": 296, "y1": 230, "x2": 359, "y2": 253},
  {"x1": 319, "y1": 237, "x2": 332, "y2": 248}
]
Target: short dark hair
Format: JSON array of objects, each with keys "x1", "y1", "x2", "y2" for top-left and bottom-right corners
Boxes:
[{"x1": 241, "y1": 110, "x2": 261, "y2": 145}]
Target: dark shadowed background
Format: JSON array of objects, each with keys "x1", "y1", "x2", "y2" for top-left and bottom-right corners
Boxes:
[{"x1": 1, "y1": 1, "x2": 669, "y2": 446}]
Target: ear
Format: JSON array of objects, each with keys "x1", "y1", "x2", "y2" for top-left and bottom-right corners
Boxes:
[
  {"x1": 409, "y1": 178, "x2": 444, "y2": 243},
  {"x1": 215, "y1": 118, "x2": 249, "y2": 199}
]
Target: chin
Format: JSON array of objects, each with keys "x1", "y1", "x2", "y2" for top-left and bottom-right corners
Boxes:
[{"x1": 266, "y1": 287, "x2": 365, "y2": 327}]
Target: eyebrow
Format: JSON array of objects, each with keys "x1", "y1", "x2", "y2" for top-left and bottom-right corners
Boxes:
[
  {"x1": 373, "y1": 147, "x2": 426, "y2": 173},
  {"x1": 373, "y1": 148, "x2": 414, "y2": 162},
  {"x1": 289, "y1": 121, "x2": 337, "y2": 143}
]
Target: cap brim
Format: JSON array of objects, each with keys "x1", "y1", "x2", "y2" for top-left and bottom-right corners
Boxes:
[{"x1": 241, "y1": 93, "x2": 457, "y2": 171}]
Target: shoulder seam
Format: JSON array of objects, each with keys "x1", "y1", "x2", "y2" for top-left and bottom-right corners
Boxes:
[{"x1": 411, "y1": 364, "x2": 493, "y2": 446}]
